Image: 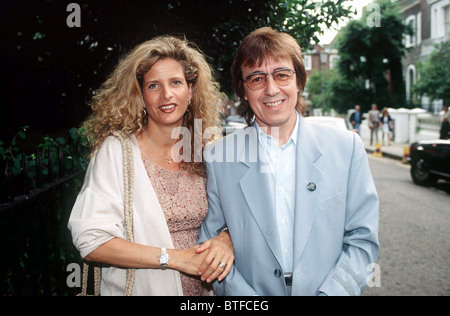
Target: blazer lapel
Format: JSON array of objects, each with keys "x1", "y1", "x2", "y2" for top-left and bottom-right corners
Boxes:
[
  {"x1": 293, "y1": 116, "x2": 324, "y2": 269},
  {"x1": 238, "y1": 126, "x2": 284, "y2": 268}
]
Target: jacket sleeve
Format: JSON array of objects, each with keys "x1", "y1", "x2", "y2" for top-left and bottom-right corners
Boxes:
[
  {"x1": 318, "y1": 134, "x2": 380, "y2": 296},
  {"x1": 68, "y1": 137, "x2": 126, "y2": 259},
  {"x1": 199, "y1": 148, "x2": 259, "y2": 296}
]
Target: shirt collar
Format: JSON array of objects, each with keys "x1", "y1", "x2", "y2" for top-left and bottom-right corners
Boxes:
[{"x1": 255, "y1": 111, "x2": 299, "y2": 148}]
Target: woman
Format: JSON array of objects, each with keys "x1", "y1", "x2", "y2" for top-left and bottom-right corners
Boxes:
[
  {"x1": 68, "y1": 35, "x2": 233, "y2": 296},
  {"x1": 380, "y1": 107, "x2": 393, "y2": 146}
]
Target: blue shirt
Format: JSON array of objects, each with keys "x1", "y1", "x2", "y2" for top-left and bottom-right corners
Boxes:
[
  {"x1": 255, "y1": 112, "x2": 299, "y2": 273},
  {"x1": 355, "y1": 112, "x2": 361, "y2": 124}
]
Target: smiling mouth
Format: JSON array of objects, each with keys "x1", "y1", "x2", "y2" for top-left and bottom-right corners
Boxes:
[
  {"x1": 160, "y1": 104, "x2": 176, "y2": 109},
  {"x1": 159, "y1": 104, "x2": 177, "y2": 113},
  {"x1": 263, "y1": 100, "x2": 284, "y2": 107}
]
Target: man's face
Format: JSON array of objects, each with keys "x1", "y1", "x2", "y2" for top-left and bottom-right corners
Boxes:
[{"x1": 242, "y1": 56, "x2": 300, "y2": 130}]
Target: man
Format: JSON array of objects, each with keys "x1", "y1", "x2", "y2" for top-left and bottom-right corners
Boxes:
[
  {"x1": 199, "y1": 27, "x2": 379, "y2": 296},
  {"x1": 440, "y1": 104, "x2": 449, "y2": 140},
  {"x1": 350, "y1": 105, "x2": 365, "y2": 135},
  {"x1": 368, "y1": 104, "x2": 381, "y2": 146}
]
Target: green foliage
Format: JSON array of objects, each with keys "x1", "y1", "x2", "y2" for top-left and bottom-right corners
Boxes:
[
  {"x1": 193, "y1": 0, "x2": 354, "y2": 96},
  {"x1": 2, "y1": 0, "x2": 355, "y2": 138},
  {"x1": 306, "y1": 68, "x2": 373, "y2": 114},
  {"x1": 0, "y1": 127, "x2": 89, "y2": 295},
  {"x1": 334, "y1": 0, "x2": 411, "y2": 110},
  {"x1": 412, "y1": 42, "x2": 450, "y2": 105},
  {"x1": 306, "y1": 69, "x2": 339, "y2": 112},
  {"x1": 0, "y1": 126, "x2": 89, "y2": 188}
]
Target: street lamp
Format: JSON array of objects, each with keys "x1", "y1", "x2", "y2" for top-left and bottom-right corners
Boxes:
[{"x1": 320, "y1": 51, "x2": 328, "y2": 65}]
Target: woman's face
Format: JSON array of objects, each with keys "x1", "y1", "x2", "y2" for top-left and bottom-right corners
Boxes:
[{"x1": 142, "y1": 58, "x2": 192, "y2": 129}]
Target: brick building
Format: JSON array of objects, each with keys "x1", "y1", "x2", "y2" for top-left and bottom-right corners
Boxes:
[
  {"x1": 397, "y1": 0, "x2": 450, "y2": 113},
  {"x1": 303, "y1": 41, "x2": 340, "y2": 77},
  {"x1": 302, "y1": 39, "x2": 340, "y2": 115}
]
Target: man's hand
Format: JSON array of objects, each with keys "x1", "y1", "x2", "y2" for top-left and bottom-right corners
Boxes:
[{"x1": 196, "y1": 231, "x2": 234, "y2": 283}]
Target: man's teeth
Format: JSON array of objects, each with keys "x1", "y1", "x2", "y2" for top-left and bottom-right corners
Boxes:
[
  {"x1": 160, "y1": 105, "x2": 176, "y2": 110},
  {"x1": 264, "y1": 101, "x2": 283, "y2": 107}
]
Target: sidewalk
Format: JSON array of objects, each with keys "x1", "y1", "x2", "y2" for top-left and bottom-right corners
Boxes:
[{"x1": 360, "y1": 134, "x2": 408, "y2": 162}]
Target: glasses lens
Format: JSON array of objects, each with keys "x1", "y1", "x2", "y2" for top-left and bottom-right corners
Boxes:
[
  {"x1": 244, "y1": 69, "x2": 295, "y2": 90},
  {"x1": 247, "y1": 74, "x2": 266, "y2": 89},
  {"x1": 273, "y1": 69, "x2": 295, "y2": 85}
]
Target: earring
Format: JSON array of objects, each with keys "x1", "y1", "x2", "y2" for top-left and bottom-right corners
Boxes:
[
  {"x1": 143, "y1": 107, "x2": 148, "y2": 116},
  {"x1": 187, "y1": 100, "x2": 191, "y2": 113}
]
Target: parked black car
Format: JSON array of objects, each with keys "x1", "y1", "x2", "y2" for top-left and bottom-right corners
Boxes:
[{"x1": 409, "y1": 140, "x2": 450, "y2": 186}]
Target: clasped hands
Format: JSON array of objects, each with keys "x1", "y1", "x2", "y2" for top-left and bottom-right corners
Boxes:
[{"x1": 173, "y1": 231, "x2": 234, "y2": 283}]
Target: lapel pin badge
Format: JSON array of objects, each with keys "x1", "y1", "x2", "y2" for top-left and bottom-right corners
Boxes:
[{"x1": 307, "y1": 182, "x2": 317, "y2": 192}]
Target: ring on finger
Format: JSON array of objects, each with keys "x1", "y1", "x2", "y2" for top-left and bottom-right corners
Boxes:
[{"x1": 218, "y1": 262, "x2": 226, "y2": 269}]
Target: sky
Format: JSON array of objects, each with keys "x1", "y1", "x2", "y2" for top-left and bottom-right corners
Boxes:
[{"x1": 318, "y1": 0, "x2": 374, "y2": 44}]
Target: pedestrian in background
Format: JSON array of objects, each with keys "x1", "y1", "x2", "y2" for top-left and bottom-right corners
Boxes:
[
  {"x1": 440, "y1": 104, "x2": 449, "y2": 140},
  {"x1": 368, "y1": 104, "x2": 381, "y2": 146},
  {"x1": 380, "y1": 107, "x2": 393, "y2": 146},
  {"x1": 350, "y1": 105, "x2": 365, "y2": 135}
]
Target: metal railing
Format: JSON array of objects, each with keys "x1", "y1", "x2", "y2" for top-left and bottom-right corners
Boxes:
[{"x1": 0, "y1": 140, "x2": 87, "y2": 296}]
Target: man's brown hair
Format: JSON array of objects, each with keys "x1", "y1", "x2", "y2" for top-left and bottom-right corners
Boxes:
[{"x1": 231, "y1": 27, "x2": 308, "y2": 124}]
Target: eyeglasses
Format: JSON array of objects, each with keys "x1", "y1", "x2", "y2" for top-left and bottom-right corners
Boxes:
[{"x1": 243, "y1": 68, "x2": 296, "y2": 90}]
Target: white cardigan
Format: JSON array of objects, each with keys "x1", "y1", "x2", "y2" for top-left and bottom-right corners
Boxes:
[{"x1": 68, "y1": 134, "x2": 184, "y2": 296}]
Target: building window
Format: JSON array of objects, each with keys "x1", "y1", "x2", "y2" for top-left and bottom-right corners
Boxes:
[
  {"x1": 445, "y1": 4, "x2": 450, "y2": 34},
  {"x1": 406, "y1": 64, "x2": 417, "y2": 101},
  {"x1": 417, "y1": 12, "x2": 422, "y2": 44},
  {"x1": 329, "y1": 55, "x2": 340, "y2": 69},
  {"x1": 405, "y1": 15, "x2": 416, "y2": 47},
  {"x1": 304, "y1": 55, "x2": 312, "y2": 71},
  {"x1": 431, "y1": 0, "x2": 450, "y2": 38}
]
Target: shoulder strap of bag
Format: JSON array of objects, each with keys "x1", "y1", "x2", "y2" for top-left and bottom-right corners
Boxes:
[
  {"x1": 113, "y1": 131, "x2": 136, "y2": 296},
  {"x1": 78, "y1": 131, "x2": 136, "y2": 296}
]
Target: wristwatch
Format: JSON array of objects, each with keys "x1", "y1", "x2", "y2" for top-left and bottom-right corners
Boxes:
[{"x1": 159, "y1": 247, "x2": 169, "y2": 270}]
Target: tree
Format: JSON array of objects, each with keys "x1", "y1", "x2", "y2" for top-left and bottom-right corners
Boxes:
[
  {"x1": 1, "y1": 0, "x2": 353, "y2": 140},
  {"x1": 306, "y1": 68, "x2": 373, "y2": 115},
  {"x1": 412, "y1": 42, "x2": 450, "y2": 105},
  {"x1": 306, "y1": 69, "x2": 339, "y2": 113},
  {"x1": 334, "y1": 0, "x2": 411, "y2": 112},
  {"x1": 168, "y1": 0, "x2": 353, "y2": 96}
]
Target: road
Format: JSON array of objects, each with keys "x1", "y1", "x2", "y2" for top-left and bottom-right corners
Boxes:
[{"x1": 362, "y1": 155, "x2": 450, "y2": 296}]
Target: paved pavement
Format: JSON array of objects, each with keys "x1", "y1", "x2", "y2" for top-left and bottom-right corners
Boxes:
[
  {"x1": 362, "y1": 155, "x2": 450, "y2": 296},
  {"x1": 362, "y1": 137, "x2": 408, "y2": 161},
  {"x1": 359, "y1": 128, "x2": 409, "y2": 162}
]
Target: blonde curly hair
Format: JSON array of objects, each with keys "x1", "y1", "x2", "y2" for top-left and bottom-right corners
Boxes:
[{"x1": 82, "y1": 35, "x2": 224, "y2": 175}]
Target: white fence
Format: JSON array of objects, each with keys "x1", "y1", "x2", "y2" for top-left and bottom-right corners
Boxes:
[
  {"x1": 356, "y1": 108, "x2": 441, "y2": 144},
  {"x1": 361, "y1": 109, "x2": 441, "y2": 144}
]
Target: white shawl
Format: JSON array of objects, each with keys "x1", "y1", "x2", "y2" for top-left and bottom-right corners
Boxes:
[{"x1": 68, "y1": 134, "x2": 184, "y2": 296}]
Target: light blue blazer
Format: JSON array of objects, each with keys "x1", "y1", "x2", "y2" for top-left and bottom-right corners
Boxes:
[{"x1": 199, "y1": 114, "x2": 380, "y2": 296}]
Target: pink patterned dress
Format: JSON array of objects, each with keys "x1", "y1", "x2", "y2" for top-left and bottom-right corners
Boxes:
[{"x1": 142, "y1": 156, "x2": 212, "y2": 296}]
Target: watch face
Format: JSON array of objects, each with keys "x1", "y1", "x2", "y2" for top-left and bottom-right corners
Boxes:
[{"x1": 160, "y1": 253, "x2": 169, "y2": 264}]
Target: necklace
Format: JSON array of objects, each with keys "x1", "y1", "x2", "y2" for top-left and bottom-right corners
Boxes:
[{"x1": 144, "y1": 130, "x2": 173, "y2": 164}]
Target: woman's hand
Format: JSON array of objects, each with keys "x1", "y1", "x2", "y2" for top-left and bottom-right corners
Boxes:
[
  {"x1": 168, "y1": 245, "x2": 209, "y2": 276},
  {"x1": 196, "y1": 231, "x2": 234, "y2": 283}
]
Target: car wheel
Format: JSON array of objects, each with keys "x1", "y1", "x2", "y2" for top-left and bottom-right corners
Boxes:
[{"x1": 411, "y1": 158, "x2": 436, "y2": 186}]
